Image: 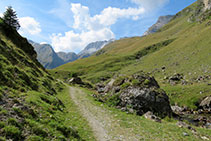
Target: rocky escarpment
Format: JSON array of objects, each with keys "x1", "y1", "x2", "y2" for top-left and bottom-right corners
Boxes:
[{"x1": 95, "y1": 72, "x2": 172, "y2": 118}]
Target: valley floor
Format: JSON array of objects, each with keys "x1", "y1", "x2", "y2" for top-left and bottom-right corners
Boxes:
[{"x1": 67, "y1": 86, "x2": 211, "y2": 141}]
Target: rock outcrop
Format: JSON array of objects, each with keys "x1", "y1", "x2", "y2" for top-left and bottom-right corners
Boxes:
[{"x1": 95, "y1": 72, "x2": 172, "y2": 118}]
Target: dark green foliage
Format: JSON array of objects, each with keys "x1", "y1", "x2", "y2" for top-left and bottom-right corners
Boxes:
[
  {"x1": 106, "y1": 93, "x2": 121, "y2": 106},
  {"x1": 26, "y1": 135, "x2": 43, "y2": 141},
  {"x1": 134, "y1": 39, "x2": 175, "y2": 59},
  {"x1": 3, "y1": 6, "x2": 20, "y2": 30},
  {"x1": 3, "y1": 125, "x2": 21, "y2": 140},
  {"x1": 7, "y1": 118, "x2": 21, "y2": 128},
  {"x1": 0, "y1": 121, "x2": 6, "y2": 128}
]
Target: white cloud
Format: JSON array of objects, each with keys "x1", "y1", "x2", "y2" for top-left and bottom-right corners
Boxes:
[
  {"x1": 19, "y1": 17, "x2": 41, "y2": 35},
  {"x1": 0, "y1": 13, "x2": 3, "y2": 18},
  {"x1": 51, "y1": 28, "x2": 114, "y2": 52},
  {"x1": 131, "y1": 0, "x2": 169, "y2": 10},
  {"x1": 51, "y1": 3, "x2": 145, "y2": 53}
]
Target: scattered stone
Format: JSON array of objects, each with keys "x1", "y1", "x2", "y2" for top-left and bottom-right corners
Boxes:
[
  {"x1": 199, "y1": 96, "x2": 211, "y2": 112},
  {"x1": 143, "y1": 111, "x2": 161, "y2": 123},
  {"x1": 183, "y1": 132, "x2": 189, "y2": 136},
  {"x1": 171, "y1": 105, "x2": 185, "y2": 113},
  {"x1": 169, "y1": 73, "x2": 183, "y2": 81},
  {"x1": 95, "y1": 83, "x2": 105, "y2": 93},
  {"x1": 201, "y1": 136, "x2": 209, "y2": 140},
  {"x1": 68, "y1": 77, "x2": 84, "y2": 85}
]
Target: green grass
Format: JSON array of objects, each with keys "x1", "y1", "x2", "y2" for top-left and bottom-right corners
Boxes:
[
  {"x1": 162, "y1": 83, "x2": 211, "y2": 109},
  {"x1": 80, "y1": 87, "x2": 211, "y2": 140}
]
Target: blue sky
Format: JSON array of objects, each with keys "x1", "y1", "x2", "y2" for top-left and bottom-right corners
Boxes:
[{"x1": 0, "y1": 0, "x2": 196, "y2": 53}]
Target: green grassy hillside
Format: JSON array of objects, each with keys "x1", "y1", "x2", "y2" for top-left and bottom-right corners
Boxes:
[
  {"x1": 0, "y1": 18, "x2": 94, "y2": 140},
  {"x1": 52, "y1": 1, "x2": 211, "y2": 109}
]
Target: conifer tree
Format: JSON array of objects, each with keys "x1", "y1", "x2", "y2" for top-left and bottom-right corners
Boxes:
[{"x1": 3, "y1": 6, "x2": 20, "y2": 30}]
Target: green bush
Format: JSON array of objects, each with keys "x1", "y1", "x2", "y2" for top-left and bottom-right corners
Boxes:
[
  {"x1": 132, "y1": 79, "x2": 139, "y2": 85},
  {"x1": 3, "y1": 125, "x2": 21, "y2": 140},
  {"x1": 106, "y1": 93, "x2": 121, "y2": 106},
  {"x1": 26, "y1": 135, "x2": 43, "y2": 141},
  {"x1": 121, "y1": 82, "x2": 130, "y2": 89},
  {"x1": 0, "y1": 121, "x2": 6, "y2": 128},
  {"x1": 144, "y1": 79, "x2": 150, "y2": 85},
  {"x1": 7, "y1": 118, "x2": 21, "y2": 128}
]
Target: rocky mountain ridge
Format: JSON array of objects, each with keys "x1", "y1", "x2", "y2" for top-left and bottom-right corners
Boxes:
[
  {"x1": 30, "y1": 40, "x2": 113, "y2": 69},
  {"x1": 144, "y1": 15, "x2": 174, "y2": 36}
]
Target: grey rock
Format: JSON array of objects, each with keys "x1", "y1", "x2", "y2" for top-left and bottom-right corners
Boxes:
[
  {"x1": 68, "y1": 77, "x2": 84, "y2": 85},
  {"x1": 199, "y1": 96, "x2": 211, "y2": 111},
  {"x1": 144, "y1": 15, "x2": 174, "y2": 36},
  {"x1": 143, "y1": 111, "x2": 161, "y2": 123},
  {"x1": 120, "y1": 87, "x2": 172, "y2": 118}
]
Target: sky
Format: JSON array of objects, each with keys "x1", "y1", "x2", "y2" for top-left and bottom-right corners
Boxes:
[{"x1": 0, "y1": 0, "x2": 196, "y2": 53}]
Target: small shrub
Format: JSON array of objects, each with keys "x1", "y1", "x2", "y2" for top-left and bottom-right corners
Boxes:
[
  {"x1": 32, "y1": 126, "x2": 48, "y2": 137},
  {"x1": 7, "y1": 118, "x2": 21, "y2": 128},
  {"x1": 0, "y1": 121, "x2": 6, "y2": 128},
  {"x1": 144, "y1": 79, "x2": 150, "y2": 85},
  {"x1": 0, "y1": 136, "x2": 6, "y2": 141},
  {"x1": 132, "y1": 79, "x2": 139, "y2": 85},
  {"x1": 26, "y1": 135, "x2": 43, "y2": 141},
  {"x1": 0, "y1": 109, "x2": 8, "y2": 115},
  {"x1": 106, "y1": 93, "x2": 121, "y2": 106},
  {"x1": 3, "y1": 125, "x2": 21, "y2": 140},
  {"x1": 121, "y1": 82, "x2": 130, "y2": 89}
]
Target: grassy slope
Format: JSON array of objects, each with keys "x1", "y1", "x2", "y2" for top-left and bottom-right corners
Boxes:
[
  {"x1": 0, "y1": 18, "x2": 94, "y2": 140},
  {"x1": 51, "y1": 2, "x2": 211, "y2": 109}
]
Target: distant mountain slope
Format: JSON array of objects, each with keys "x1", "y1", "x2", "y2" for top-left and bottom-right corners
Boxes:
[
  {"x1": 30, "y1": 40, "x2": 113, "y2": 69},
  {"x1": 78, "y1": 40, "x2": 113, "y2": 59},
  {"x1": 144, "y1": 15, "x2": 174, "y2": 36},
  {"x1": 57, "y1": 51, "x2": 78, "y2": 63},
  {"x1": 29, "y1": 40, "x2": 65, "y2": 69}
]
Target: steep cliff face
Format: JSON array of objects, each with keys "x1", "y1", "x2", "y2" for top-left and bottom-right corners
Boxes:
[{"x1": 144, "y1": 15, "x2": 174, "y2": 36}]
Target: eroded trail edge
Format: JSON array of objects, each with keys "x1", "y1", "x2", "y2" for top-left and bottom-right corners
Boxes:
[{"x1": 69, "y1": 86, "x2": 139, "y2": 141}]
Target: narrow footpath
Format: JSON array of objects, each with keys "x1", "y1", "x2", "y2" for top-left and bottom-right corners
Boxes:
[{"x1": 69, "y1": 86, "x2": 139, "y2": 141}]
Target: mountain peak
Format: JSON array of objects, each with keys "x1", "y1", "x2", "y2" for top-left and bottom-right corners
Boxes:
[{"x1": 143, "y1": 15, "x2": 174, "y2": 36}]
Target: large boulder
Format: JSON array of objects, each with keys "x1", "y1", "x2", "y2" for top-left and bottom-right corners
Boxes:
[
  {"x1": 95, "y1": 72, "x2": 172, "y2": 118},
  {"x1": 120, "y1": 86, "x2": 172, "y2": 118}
]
